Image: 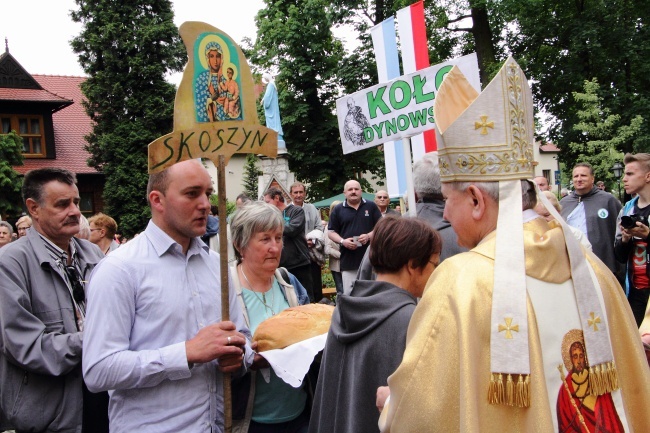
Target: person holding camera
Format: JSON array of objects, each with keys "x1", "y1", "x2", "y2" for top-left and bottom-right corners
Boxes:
[{"x1": 615, "y1": 153, "x2": 650, "y2": 326}]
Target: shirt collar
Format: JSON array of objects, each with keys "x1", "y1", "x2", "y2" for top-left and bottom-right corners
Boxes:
[
  {"x1": 522, "y1": 209, "x2": 541, "y2": 223},
  {"x1": 145, "y1": 220, "x2": 209, "y2": 257},
  {"x1": 343, "y1": 198, "x2": 367, "y2": 207},
  {"x1": 37, "y1": 231, "x2": 78, "y2": 264}
]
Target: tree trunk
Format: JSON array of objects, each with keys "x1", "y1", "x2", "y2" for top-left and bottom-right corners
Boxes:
[{"x1": 469, "y1": 2, "x2": 497, "y2": 87}]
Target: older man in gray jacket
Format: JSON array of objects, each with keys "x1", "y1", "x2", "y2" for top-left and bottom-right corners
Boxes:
[
  {"x1": 0, "y1": 168, "x2": 106, "y2": 433},
  {"x1": 356, "y1": 153, "x2": 466, "y2": 281}
]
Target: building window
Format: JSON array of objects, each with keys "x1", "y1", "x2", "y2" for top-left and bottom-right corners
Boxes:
[
  {"x1": 0, "y1": 115, "x2": 46, "y2": 157},
  {"x1": 79, "y1": 192, "x2": 94, "y2": 217},
  {"x1": 543, "y1": 169, "x2": 551, "y2": 185}
]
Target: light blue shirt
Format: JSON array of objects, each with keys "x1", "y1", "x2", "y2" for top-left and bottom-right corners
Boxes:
[
  {"x1": 83, "y1": 221, "x2": 253, "y2": 433},
  {"x1": 241, "y1": 282, "x2": 307, "y2": 423},
  {"x1": 566, "y1": 202, "x2": 589, "y2": 241}
]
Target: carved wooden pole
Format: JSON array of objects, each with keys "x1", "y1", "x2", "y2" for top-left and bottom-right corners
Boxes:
[
  {"x1": 218, "y1": 155, "x2": 233, "y2": 433},
  {"x1": 147, "y1": 22, "x2": 279, "y2": 433}
]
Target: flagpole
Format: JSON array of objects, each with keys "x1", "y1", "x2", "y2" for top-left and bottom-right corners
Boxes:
[{"x1": 402, "y1": 136, "x2": 417, "y2": 217}]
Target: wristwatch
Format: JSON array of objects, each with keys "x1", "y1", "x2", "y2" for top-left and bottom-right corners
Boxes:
[{"x1": 339, "y1": 240, "x2": 344, "y2": 248}]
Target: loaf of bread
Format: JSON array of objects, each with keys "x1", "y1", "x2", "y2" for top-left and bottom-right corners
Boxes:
[{"x1": 253, "y1": 304, "x2": 335, "y2": 352}]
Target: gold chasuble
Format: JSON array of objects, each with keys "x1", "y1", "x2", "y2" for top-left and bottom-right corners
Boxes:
[{"x1": 379, "y1": 219, "x2": 650, "y2": 432}]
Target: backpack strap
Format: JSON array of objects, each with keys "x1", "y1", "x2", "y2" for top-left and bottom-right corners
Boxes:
[
  {"x1": 229, "y1": 263, "x2": 250, "y2": 328},
  {"x1": 275, "y1": 267, "x2": 299, "y2": 307},
  {"x1": 277, "y1": 267, "x2": 290, "y2": 285}
]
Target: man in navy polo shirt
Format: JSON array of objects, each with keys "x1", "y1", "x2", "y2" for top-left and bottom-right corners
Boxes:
[{"x1": 328, "y1": 180, "x2": 382, "y2": 294}]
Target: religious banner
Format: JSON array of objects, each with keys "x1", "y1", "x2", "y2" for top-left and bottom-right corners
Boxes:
[
  {"x1": 336, "y1": 53, "x2": 480, "y2": 156},
  {"x1": 146, "y1": 22, "x2": 279, "y2": 433},
  {"x1": 148, "y1": 22, "x2": 277, "y2": 173}
]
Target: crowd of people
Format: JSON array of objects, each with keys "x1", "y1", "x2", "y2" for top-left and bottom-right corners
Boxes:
[{"x1": 1, "y1": 57, "x2": 649, "y2": 433}]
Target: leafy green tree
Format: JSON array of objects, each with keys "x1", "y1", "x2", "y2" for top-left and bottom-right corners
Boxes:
[
  {"x1": 501, "y1": 0, "x2": 650, "y2": 167},
  {"x1": 209, "y1": 195, "x2": 236, "y2": 217},
  {"x1": 414, "y1": 0, "x2": 503, "y2": 86},
  {"x1": 566, "y1": 79, "x2": 642, "y2": 192},
  {"x1": 334, "y1": 0, "x2": 501, "y2": 86},
  {"x1": 251, "y1": 0, "x2": 385, "y2": 200},
  {"x1": 0, "y1": 132, "x2": 24, "y2": 218},
  {"x1": 242, "y1": 154, "x2": 261, "y2": 199},
  {"x1": 329, "y1": 0, "x2": 392, "y2": 94},
  {"x1": 70, "y1": 0, "x2": 186, "y2": 237}
]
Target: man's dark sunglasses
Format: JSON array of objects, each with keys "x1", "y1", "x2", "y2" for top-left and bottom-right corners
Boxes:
[{"x1": 64, "y1": 266, "x2": 85, "y2": 304}]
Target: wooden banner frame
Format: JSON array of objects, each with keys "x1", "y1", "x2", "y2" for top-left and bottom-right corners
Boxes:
[{"x1": 147, "y1": 22, "x2": 279, "y2": 433}]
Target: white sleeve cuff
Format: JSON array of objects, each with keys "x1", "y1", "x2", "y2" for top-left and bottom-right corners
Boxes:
[{"x1": 160, "y1": 341, "x2": 192, "y2": 380}]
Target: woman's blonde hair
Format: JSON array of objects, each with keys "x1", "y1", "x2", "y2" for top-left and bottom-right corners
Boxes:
[{"x1": 541, "y1": 190, "x2": 561, "y2": 213}]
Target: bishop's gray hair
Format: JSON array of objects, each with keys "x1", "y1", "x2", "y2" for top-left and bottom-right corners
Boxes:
[{"x1": 446, "y1": 180, "x2": 536, "y2": 210}]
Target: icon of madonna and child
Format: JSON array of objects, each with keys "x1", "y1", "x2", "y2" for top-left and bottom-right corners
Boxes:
[{"x1": 194, "y1": 33, "x2": 243, "y2": 122}]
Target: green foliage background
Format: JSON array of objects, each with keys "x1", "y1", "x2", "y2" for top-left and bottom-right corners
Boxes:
[
  {"x1": 327, "y1": 0, "x2": 649, "y2": 188},
  {"x1": 209, "y1": 195, "x2": 237, "y2": 217},
  {"x1": 250, "y1": 0, "x2": 385, "y2": 200},
  {"x1": 70, "y1": 0, "x2": 186, "y2": 237},
  {"x1": 0, "y1": 132, "x2": 24, "y2": 218},
  {"x1": 242, "y1": 154, "x2": 261, "y2": 199},
  {"x1": 62, "y1": 0, "x2": 648, "y2": 228},
  {"x1": 500, "y1": 0, "x2": 650, "y2": 167}
]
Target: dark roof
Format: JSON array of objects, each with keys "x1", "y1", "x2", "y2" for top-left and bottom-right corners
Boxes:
[{"x1": 13, "y1": 75, "x2": 97, "y2": 175}]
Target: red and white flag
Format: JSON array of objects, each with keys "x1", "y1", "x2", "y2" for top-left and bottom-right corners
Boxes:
[{"x1": 397, "y1": 1, "x2": 437, "y2": 162}]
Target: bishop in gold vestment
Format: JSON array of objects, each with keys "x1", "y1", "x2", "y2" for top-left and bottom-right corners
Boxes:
[
  {"x1": 380, "y1": 218, "x2": 650, "y2": 432},
  {"x1": 379, "y1": 57, "x2": 650, "y2": 433}
]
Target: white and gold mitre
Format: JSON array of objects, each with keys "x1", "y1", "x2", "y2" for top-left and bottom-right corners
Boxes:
[
  {"x1": 434, "y1": 56, "x2": 535, "y2": 182},
  {"x1": 432, "y1": 57, "x2": 619, "y2": 410}
]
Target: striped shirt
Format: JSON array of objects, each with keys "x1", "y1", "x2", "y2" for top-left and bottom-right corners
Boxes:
[{"x1": 38, "y1": 232, "x2": 87, "y2": 328}]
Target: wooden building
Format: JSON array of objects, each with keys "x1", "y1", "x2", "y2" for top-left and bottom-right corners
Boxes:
[{"x1": 0, "y1": 45, "x2": 104, "y2": 217}]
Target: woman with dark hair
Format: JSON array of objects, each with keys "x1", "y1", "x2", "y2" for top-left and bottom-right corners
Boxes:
[{"x1": 309, "y1": 216, "x2": 442, "y2": 433}]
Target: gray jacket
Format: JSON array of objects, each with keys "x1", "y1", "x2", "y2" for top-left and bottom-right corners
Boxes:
[
  {"x1": 356, "y1": 200, "x2": 467, "y2": 281},
  {"x1": 280, "y1": 204, "x2": 311, "y2": 270},
  {"x1": 309, "y1": 280, "x2": 416, "y2": 433},
  {"x1": 415, "y1": 201, "x2": 467, "y2": 261},
  {"x1": 560, "y1": 187, "x2": 622, "y2": 277},
  {"x1": 0, "y1": 228, "x2": 104, "y2": 433}
]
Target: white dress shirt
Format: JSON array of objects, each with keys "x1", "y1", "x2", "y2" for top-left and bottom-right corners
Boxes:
[{"x1": 83, "y1": 221, "x2": 252, "y2": 433}]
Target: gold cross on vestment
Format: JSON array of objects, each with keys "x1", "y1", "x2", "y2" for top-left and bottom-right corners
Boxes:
[
  {"x1": 498, "y1": 317, "x2": 519, "y2": 339},
  {"x1": 475, "y1": 115, "x2": 494, "y2": 135},
  {"x1": 588, "y1": 312, "x2": 601, "y2": 331}
]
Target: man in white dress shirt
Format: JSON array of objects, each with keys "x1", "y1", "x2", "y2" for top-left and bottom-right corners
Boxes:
[{"x1": 83, "y1": 160, "x2": 253, "y2": 432}]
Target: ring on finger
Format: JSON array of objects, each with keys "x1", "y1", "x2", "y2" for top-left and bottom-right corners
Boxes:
[{"x1": 227, "y1": 336, "x2": 232, "y2": 345}]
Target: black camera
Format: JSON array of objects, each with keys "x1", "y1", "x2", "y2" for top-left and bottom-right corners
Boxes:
[{"x1": 620, "y1": 214, "x2": 649, "y2": 229}]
